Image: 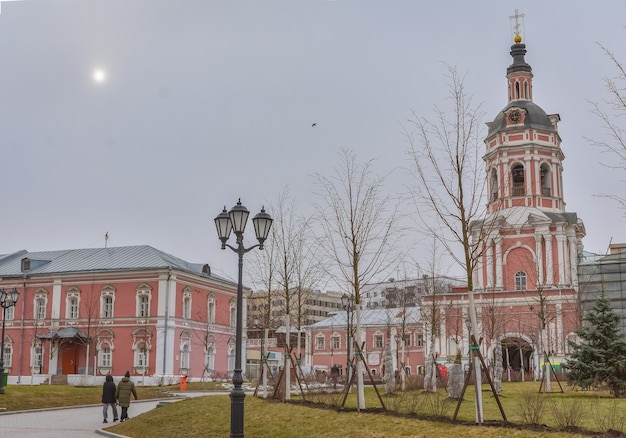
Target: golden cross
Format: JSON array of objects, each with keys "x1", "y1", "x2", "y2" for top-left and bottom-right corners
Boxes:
[{"x1": 509, "y1": 9, "x2": 525, "y2": 37}]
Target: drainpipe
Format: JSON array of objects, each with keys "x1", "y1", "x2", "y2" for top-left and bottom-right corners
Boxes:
[
  {"x1": 17, "y1": 274, "x2": 27, "y2": 384},
  {"x1": 162, "y1": 268, "x2": 172, "y2": 379}
]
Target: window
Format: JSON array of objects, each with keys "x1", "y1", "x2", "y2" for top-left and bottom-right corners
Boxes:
[
  {"x1": 512, "y1": 164, "x2": 525, "y2": 196},
  {"x1": 490, "y1": 168, "x2": 498, "y2": 201},
  {"x1": 99, "y1": 347, "x2": 112, "y2": 368},
  {"x1": 35, "y1": 298, "x2": 46, "y2": 320},
  {"x1": 100, "y1": 285, "x2": 115, "y2": 319},
  {"x1": 136, "y1": 346, "x2": 148, "y2": 368},
  {"x1": 183, "y1": 289, "x2": 192, "y2": 320},
  {"x1": 136, "y1": 284, "x2": 152, "y2": 318},
  {"x1": 181, "y1": 344, "x2": 190, "y2": 370},
  {"x1": 540, "y1": 163, "x2": 551, "y2": 196},
  {"x1": 31, "y1": 344, "x2": 43, "y2": 371},
  {"x1": 102, "y1": 296, "x2": 114, "y2": 319},
  {"x1": 404, "y1": 336, "x2": 411, "y2": 347},
  {"x1": 208, "y1": 294, "x2": 216, "y2": 325},
  {"x1": 68, "y1": 297, "x2": 79, "y2": 319},
  {"x1": 205, "y1": 346, "x2": 215, "y2": 374},
  {"x1": 230, "y1": 300, "x2": 236, "y2": 327},
  {"x1": 316, "y1": 335, "x2": 325, "y2": 350},
  {"x1": 5, "y1": 305, "x2": 14, "y2": 321},
  {"x1": 3, "y1": 345, "x2": 12, "y2": 367},
  {"x1": 228, "y1": 344, "x2": 235, "y2": 373},
  {"x1": 515, "y1": 271, "x2": 527, "y2": 291},
  {"x1": 331, "y1": 335, "x2": 340, "y2": 350},
  {"x1": 417, "y1": 334, "x2": 425, "y2": 346},
  {"x1": 131, "y1": 328, "x2": 151, "y2": 372},
  {"x1": 374, "y1": 334, "x2": 383, "y2": 349},
  {"x1": 34, "y1": 290, "x2": 48, "y2": 321},
  {"x1": 138, "y1": 295, "x2": 150, "y2": 318},
  {"x1": 66, "y1": 287, "x2": 80, "y2": 320}
]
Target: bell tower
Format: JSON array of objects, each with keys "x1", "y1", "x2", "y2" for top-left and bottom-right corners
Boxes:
[
  {"x1": 473, "y1": 26, "x2": 585, "y2": 294},
  {"x1": 484, "y1": 32, "x2": 565, "y2": 215}
]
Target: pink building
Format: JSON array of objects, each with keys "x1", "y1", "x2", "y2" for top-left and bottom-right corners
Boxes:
[
  {"x1": 424, "y1": 34, "x2": 585, "y2": 374},
  {"x1": 0, "y1": 246, "x2": 242, "y2": 385},
  {"x1": 304, "y1": 307, "x2": 423, "y2": 377}
]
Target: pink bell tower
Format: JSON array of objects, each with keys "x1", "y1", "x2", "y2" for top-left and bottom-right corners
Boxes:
[{"x1": 475, "y1": 28, "x2": 586, "y2": 294}]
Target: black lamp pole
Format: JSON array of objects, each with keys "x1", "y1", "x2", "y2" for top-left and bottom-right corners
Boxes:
[
  {"x1": 0, "y1": 288, "x2": 19, "y2": 395},
  {"x1": 215, "y1": 200, "x2": 272, "y2": 438}
]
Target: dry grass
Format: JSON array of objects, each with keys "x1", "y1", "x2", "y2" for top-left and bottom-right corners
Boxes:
[
  {"x1": 0, "y1": 381, "x2": 223, "y2": 411},
  {"x1": 107, "y1": 394, "x2": 590, "y2": 438}
]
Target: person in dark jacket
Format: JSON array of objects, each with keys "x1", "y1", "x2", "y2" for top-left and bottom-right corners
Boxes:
[
  {"x1": 115, "y1": 371, "x2": 138, "y2": 422},
  {"x1": 101, "y1": 374, "x2": 118, "y2": 423}
]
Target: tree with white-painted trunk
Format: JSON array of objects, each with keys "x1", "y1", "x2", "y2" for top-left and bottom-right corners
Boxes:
[
  {"x1": 313, "y1": 148, "x2": 402, "y2": 411},
  {"x1": 404, "y1": 66, "x2": 493, "y2": 423}
]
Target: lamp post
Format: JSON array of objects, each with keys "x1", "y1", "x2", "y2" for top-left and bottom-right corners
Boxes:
[
  {"x1": 341, "y1": 294, "x2": 354, "y2": 384},
  {"x1": 215, "y1": 199, "x2": 273, "y2": 438},
  {"x1": 0, "y1": 288, "x2": 19, "y2": 395}
]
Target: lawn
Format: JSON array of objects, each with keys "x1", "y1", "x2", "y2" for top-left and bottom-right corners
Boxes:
[
  {"x1": 104, "y1": 381, "x2": 626, "y2": 438},
  {"x1": 0, "y1": 381, "x2": 225, "y2": 411}
]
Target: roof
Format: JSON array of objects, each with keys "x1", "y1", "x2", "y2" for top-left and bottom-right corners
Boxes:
[
  {"x1": 0, "y1": 245, "x2": 230, "y2": 282},
  {"x1": 487, "y1": 100, "x2": 556, "y2": 137},
  {"x1": 309, "y1": 307, "x2": 421, "y2": 329},
  {"x1": 38, "y1": 327, "x2": 88, "y2": 339}
]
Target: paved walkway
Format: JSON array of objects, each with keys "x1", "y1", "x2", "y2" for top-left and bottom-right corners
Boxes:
[{"x1": 0, "y1": 391, "x2": 227, "y2": 438}]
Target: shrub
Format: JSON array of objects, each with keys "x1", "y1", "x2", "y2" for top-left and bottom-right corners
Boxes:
[
  {"x1": 549, "y1": 398, "x2": 585, "y2": 430},
  {"x1": 591, "y1": 398, "x2": 626, "y2": 434},
  {"x1": 516, "y1": 391, "x2": 546, "y2": 425}
]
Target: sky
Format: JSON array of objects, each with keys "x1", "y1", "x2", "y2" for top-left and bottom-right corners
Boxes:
[{"x1": 0, "y1": 0, "x2": 625, "y2": 284}]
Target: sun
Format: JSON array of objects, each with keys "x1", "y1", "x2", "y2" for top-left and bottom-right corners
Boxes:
[{"x1": 93, "y1": 69, "x2": 106, "y2": 83}]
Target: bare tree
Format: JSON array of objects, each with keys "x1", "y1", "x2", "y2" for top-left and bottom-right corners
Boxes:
[
  {"x1": 313, "y1": 148, "x2": 403, "y2": 411},
  {"x1": 404, "y1": 65, "x2": 492, "y2": 422},
  {"x1": 265, "y1": 188, "x2": 321, "y2": 400},
  {"x1": 588, "y1": 43, "x2": 626, "y2": 213}
]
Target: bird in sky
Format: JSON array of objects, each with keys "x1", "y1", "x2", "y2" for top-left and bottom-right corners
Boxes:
[{"x1": 312, "y1": 123, "x2": 317, "y2": 127}]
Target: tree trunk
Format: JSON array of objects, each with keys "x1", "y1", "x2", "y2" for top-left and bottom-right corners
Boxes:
[{"x1": 355, "y1": 304, "x2": 365, "y2": 410}]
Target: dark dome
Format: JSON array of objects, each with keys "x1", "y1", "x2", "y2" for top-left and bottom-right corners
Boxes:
[{"x1": 487, "y1": 100, "x2": 555, "y2": 137}]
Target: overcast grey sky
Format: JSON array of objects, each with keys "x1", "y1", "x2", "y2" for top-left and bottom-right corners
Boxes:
[{"x1": 0, "y1": 0, "x2": 624, "y2": 283}]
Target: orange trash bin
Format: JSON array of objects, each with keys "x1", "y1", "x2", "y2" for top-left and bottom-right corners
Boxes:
[{"x1": 179, "y1": 374, "x2": 187, "y2": 391}]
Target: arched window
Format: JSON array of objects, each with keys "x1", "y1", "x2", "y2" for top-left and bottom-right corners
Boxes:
[
  {"x1": 228, "y1": 342, "x2": 235, "y2": 373},
  {"x1": 205, "y1": 345, "x2": 215, "y2": 375},
  {"x1": 136, "y1": 283, "x2": 152, "y2": 318},
  {"x1": 230, "y1": 300, "x2": 236, "y2": 327},
  {"x1": 182, "y1": 288, "x2": 192, "y2": 320},
  {"x1": 208, "y1": 293, "x2": 216, "y2": 325},
  {"x1": 31, "y1": 342, "x2": 43, "y2": 373},
  {"x1": 515, "y1": 271, "x2": 527, "y2": 291},
  {"x1": 100, "y1": 285, "x2": 115, "y2": 319},
  {"x1": 512, "y1": 164, "x2": 525, "y2": 196},
  {"x1": 181, "y1": 344, "x2": 190, "y2": 370},
  {"x1": 515, "y1": 81, "x2": 520, "y2": 99},
  {"x1": 490, "y1": 168, "x2": 498, "y2": 201},
  {"x1": 540, "y1": 163, "x2": 551, "y2": 196}
]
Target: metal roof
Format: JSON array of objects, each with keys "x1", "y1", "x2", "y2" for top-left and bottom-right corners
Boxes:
[
  {"x1": 0, "y1": 245, "x2": 230, "y2": 282},
  {"x1": 308, "y1": 307, "x2": 421, "y2": 329}
]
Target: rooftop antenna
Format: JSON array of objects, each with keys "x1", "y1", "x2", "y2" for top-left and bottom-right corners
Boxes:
[{"x1": 105, "y1": 232, "x2": 109, "y2": 248}]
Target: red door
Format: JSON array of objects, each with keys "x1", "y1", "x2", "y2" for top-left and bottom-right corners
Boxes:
[{"x1": 62, "y1": 348, "x2": 77, "y2": 374}]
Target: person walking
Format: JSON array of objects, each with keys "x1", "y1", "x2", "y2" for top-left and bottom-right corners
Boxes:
[
  {"x1": 101, "y1": 374, "x2": 118, "y2": 423},
  {"x1": 116, "y1": 371, "x2": 138, "y2": 422}
]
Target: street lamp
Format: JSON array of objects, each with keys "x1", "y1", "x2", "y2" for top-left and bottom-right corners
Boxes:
[
  {"x1": 0, "y1": 288, "x2": 19, "y2": 395},
  {"x1": 341, "y1": 294, "x2": 354, "y2": 384},
  {"x1": 215, "y1": 199, "x2": 272, "y2": 438}
]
